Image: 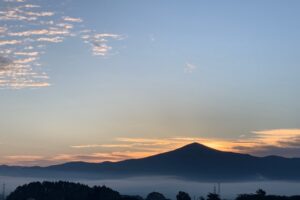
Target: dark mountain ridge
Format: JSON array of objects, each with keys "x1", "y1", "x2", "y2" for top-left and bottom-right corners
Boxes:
[{"x1": 1, "y1": 143, "x2": 300, "y2": 181}]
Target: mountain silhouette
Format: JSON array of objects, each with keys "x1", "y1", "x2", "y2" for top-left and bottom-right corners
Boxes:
[{"x1": 1, "y1": 143, "x2": 300, "y2": 181}]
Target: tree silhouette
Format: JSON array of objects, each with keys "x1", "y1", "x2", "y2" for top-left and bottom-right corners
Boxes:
[
  {"x1": 177, "y1": 191, "x2": 191, "y2": 200},
  {"x1": 146, "y1": 192, "x2": 168, "y2": 200},
  {"x1": 6, "y1": 181, "x2": 121, "y2": 200},
  {"x1": 207, "y1": 193, "x2": 221, "y2": 200},
  {"x1": 256, "y1": 189, "x2": 266, "y2": 197},
  {"x1": 234, "y1": 189, "x2": 300, "y2": 200}
]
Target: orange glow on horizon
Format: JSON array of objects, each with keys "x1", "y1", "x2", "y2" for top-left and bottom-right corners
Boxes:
[{"x1": 3, "y1": 129, "x2": 300, "y2": 166}]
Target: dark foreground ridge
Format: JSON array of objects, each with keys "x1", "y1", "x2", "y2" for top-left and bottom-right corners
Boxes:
[
  {"x1": 3, "y1": 181, "x2": 300, "y2": 200},
  {"x1": 1, "y1": 143, "x2": 300, "y2": 181}
]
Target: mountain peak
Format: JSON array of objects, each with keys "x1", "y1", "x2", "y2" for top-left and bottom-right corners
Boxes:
[
  {"x1": 178, "y1": 142, "x2": 217, "y2": 151},
  {"x1": 165, "y1": 142, "x2": 221, "y2": 157}
]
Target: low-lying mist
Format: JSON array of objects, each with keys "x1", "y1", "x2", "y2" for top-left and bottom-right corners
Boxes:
[{"x1": 1, "y1": 176, "x2": 299, "y2": 199}]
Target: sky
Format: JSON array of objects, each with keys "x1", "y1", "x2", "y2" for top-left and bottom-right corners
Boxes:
[{"x1": 0, "y1": 0, "x2": 300, "y2": 166}]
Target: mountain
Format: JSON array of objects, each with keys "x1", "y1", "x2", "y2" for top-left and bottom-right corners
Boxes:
[{"x1": 1, "y1": 143, "x2": 300, "y2": 181}]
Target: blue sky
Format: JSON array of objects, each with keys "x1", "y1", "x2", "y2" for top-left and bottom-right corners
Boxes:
[{"x1": 0, "y1": 0, "x2": 300, "y2": 165}]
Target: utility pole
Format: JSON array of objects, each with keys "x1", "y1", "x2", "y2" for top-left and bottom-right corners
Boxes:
[
  {"x1": 213, "y1": 183, "x2": 216, "y2": 194},
  {"x1": 217, "y1": 182, "x2": 221, "y2": 197},
  {"x1": 2, "y1": 183, "x2": 5, "y2": 200}
]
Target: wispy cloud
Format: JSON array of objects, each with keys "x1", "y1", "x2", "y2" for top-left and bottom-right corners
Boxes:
[
  {"x1": 0, "y1": 0, "x2": 71, "y2": 88},
  {"x1": 3, "y1": 151, "x2": 150, "y2": 166},
  {"x1": 0, "y1": 55, "x2": 13, "y2": 71},
  {"x1": 36, "y1": 37, "x2": 64, "y2": 43},
  {"x1": 0, "y1": 0, "x2": 125, "y2": 89},
  {"x1": 0, "y1": 26, "x2": 7, "y2": 33},
  {"x1": 24, "y1": 11, "x2": 54, "y2": 17},
  {"x1": 63, "y1": 16, "x2": 82, "y2": 23},
  {"x1": 184, "y1": 62, "x2": 197, "y2": 73},
  {"x1": 8, "y1": 28, "x2": 71, "y2": 37},
  {"x1": 71, "y1": 144, "x2": 132, "y2": 149},
  {"x1": 5, "y1": 155, "x2": 43, "y2": 161},
  {"x1": 0, "y1": 40, "x2": 22, "y2": 45},
  {"x1": 81, "y1": 32, "x2": 125, "y2": 57},
  {"x1": 231, "y1": 129, "x2": 300, "y2": 157},
  {"x1": 14, "y1": 51, "x2": 39, "y2": 56}
]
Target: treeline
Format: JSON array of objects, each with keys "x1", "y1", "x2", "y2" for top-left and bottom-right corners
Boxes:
[
  {"x1": 4, "y1": 181, "x2": 300, "y2": 200},
  {"x1": 236, "y1": 189, "x2": 300, "y2": 200}
]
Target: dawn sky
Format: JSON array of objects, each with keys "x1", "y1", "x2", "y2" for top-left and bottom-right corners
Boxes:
[{"x1": 0, "y1": 0, "x2": 300, "y2": 166}]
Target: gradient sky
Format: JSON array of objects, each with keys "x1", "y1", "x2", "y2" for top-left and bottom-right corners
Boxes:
[{"x1": 0, "y1": 0, "x2": 300, "y2": 166}]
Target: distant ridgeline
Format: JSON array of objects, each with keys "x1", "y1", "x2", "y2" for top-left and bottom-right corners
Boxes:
[
  {"x1": 4, "y1": 181, "x2": 300, "y2": 200},
  {"x1": 2, "y1": 143, "x2": 300, "y2": 181}
]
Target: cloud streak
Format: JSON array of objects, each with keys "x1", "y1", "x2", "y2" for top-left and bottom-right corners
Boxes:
[
  {"x1": 63, "y1": 16, "x2": 82, "y2": 23},
  {"x1": 81, "y1": 32, "x2": 124, "y2": 57},
  {"x1": 0, "y1": 40, "x2": 22, "y2": 45},
  {"x1": 4, "y1": 129, "x2": 300, "y2": 166},
  {"x1": 0, "y1": 0, "x2": 125, "y2": 89}
]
